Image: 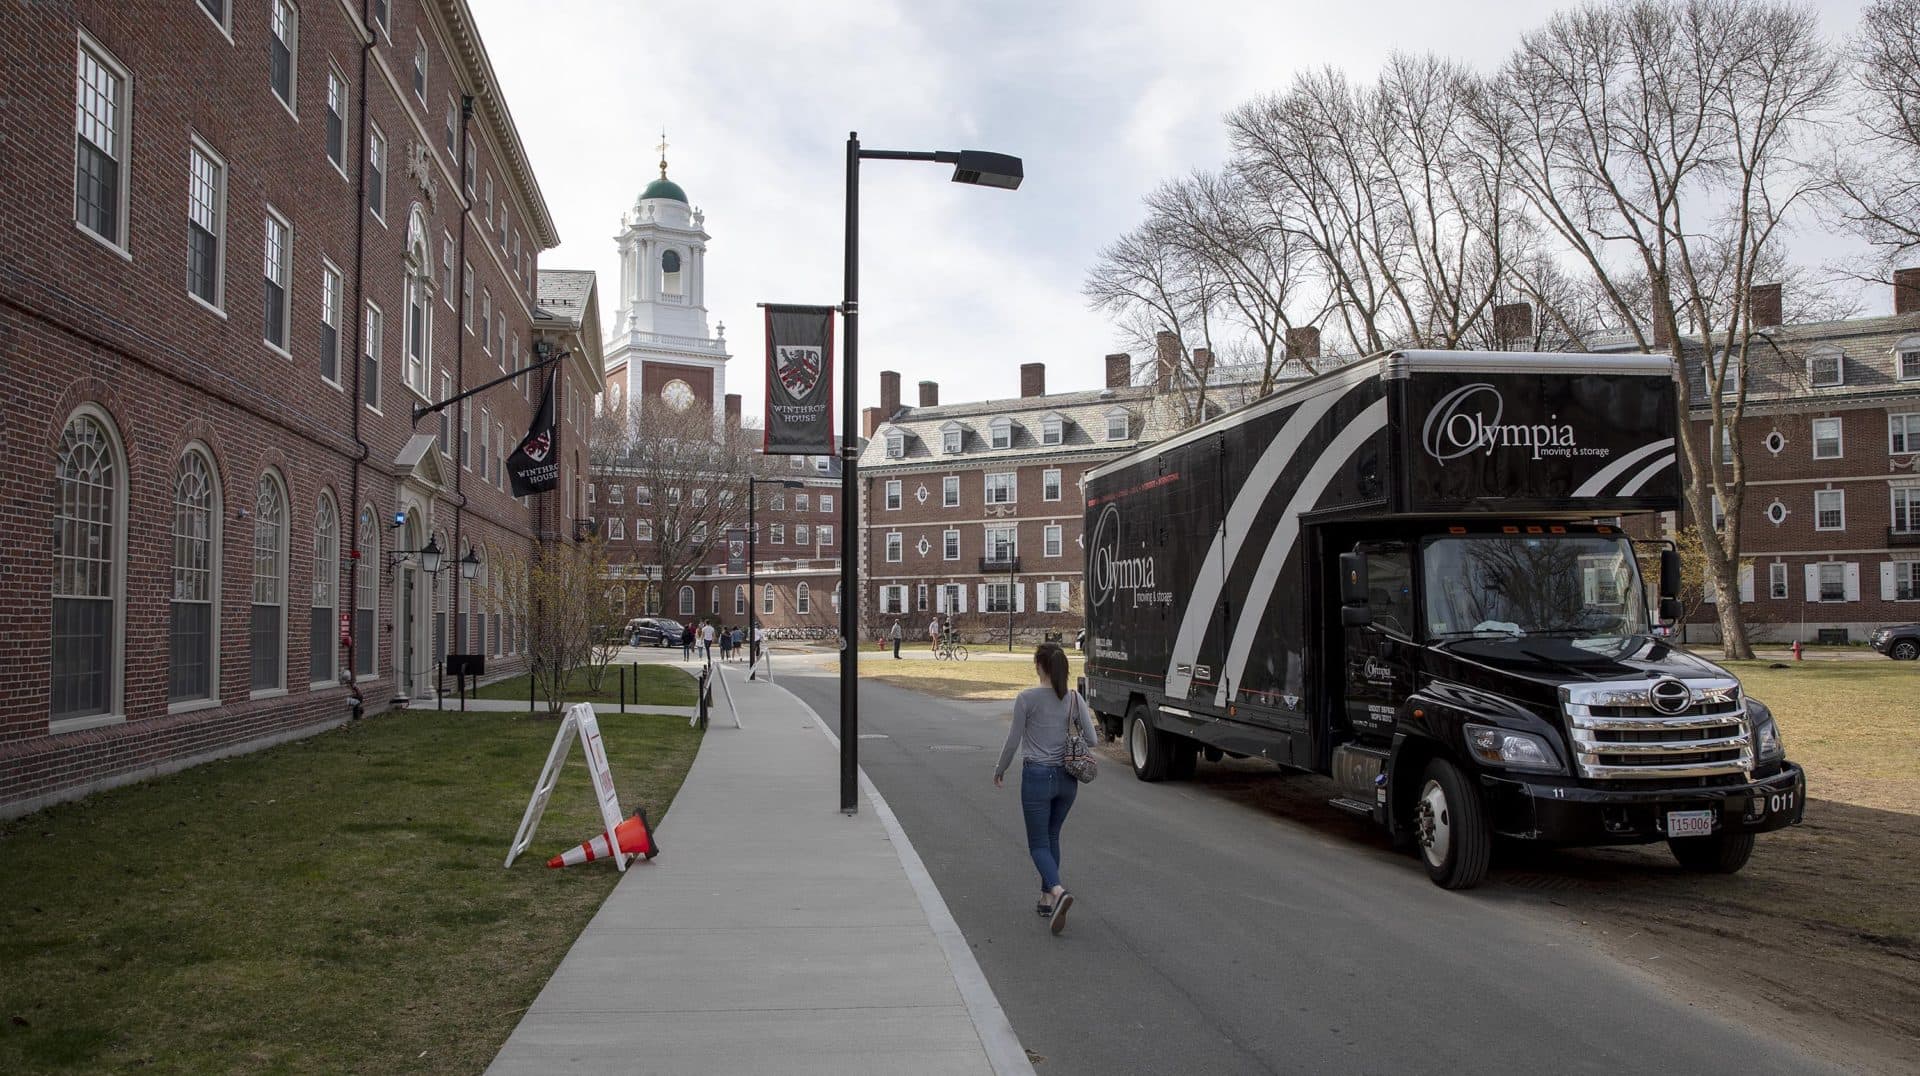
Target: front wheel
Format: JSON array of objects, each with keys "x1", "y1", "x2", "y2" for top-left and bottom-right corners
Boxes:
[
  {"x1": 1668, "y1": 831, "x2": 1755, "y2": 873},
  {"x1": 1414, "y1": 759, "x2": 1492, "y2": 890},
  {"x1": 1892, "y1": 639, "x2": 1919, "y2": 661},
  {"x1": 953, "y1": 645, "x2": 968, "y2": 662},
  {"x1": 1127, "y1": 704, "x2": 1171, "y2": 782}
]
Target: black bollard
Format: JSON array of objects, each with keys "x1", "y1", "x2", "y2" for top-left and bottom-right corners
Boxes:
[{"x1": 620, "y1": 665, "x2": 627, "y2": 714}]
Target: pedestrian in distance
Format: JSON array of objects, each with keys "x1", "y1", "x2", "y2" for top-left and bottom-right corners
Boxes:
[
  {"x1": 718, "y1": 626, "x2": 731, "y2": 663},
  {"x1": 928, "y1": 616, "x2": 941, "y2": 648},
  {"x1": 891, "y1": 619, "x2": 903, "y2": 660},
  {"x1": 731, "y1": 626, "x2": 744, "y2": 661},
  {"x1": 751, "y1": 624, "x2": 766, "y2": 666},
  {"x1": 702, "y1": 621, "x2": 716, "y2": 663},
  {"x1": 994, "y1": 642, "x2": 1100, "y2": 935},
  {"x1": 681, "y1": 622, "x2": 695, "y2": 661}
]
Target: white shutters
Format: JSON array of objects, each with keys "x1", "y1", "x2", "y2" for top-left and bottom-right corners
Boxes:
[
  {"x1": 1844, "y1": 562, "x2": 1861, "y2": 602},
  {"x1": 1882, "y1": 562, "x2": 1899, "y2": 602},
  {"x1": 1738, "y1": 564, "x2": 1755, "y2": 603},
  {"x1": 976, "y1": 583, "x2": 987, "y2": 612},
  {"x1": 1014, "y1": 582, "x2": 1025, "y2": 613},
  {"x1": 1804, "y1": 564, "x2": 1820, "y2": 601},
  {"x1": 1807, "y1": 563, "x2": 1861, "y2": 602}
]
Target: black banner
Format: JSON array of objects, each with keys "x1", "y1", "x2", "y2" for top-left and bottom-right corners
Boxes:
[
  {"x1": 508, "y1": 370, "x2": 560, "y2": 497},
  {"x1": 763, "y1": 304, "x2": 836, "y2": 455},
  {"x1": 726, "y1": 528, "x2": 747, "y2": 574}
]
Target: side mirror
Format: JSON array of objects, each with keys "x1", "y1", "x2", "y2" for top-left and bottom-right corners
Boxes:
[
  {"x1": 1659, "y1": 596, "x2": 1683, "y2": 623},
  {"x1": 1339, "y1": 552, "x2": 1369, "y2": 606},
  {"x1": 1342, "y1": 604, "x2": 1375, "y2": 628},
  {"x1": 1659, "y1": 548, "x2": 1682, "y2": 601}
]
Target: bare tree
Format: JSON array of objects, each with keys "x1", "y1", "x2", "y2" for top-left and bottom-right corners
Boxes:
[
  {"x1": 1825, "y1": 0, "x2": 1920, "y2": 265},
  {"x1": 497, "y1": 539, "x2": 612, "y2": 714},
  {"x1": 1477, "y1": 0, "x2": 1840, "y2": 659},
  {"x1": 591, "y1": 399, "x2": 761, "y2": 620},
  {"x1": 1083, "y1": 213, "x2": 1232, "y2": 427}
]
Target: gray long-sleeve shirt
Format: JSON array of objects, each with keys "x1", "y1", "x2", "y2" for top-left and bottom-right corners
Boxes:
[{"x1": 996, "y1": 686, "x2": 1101, "y2": 778}]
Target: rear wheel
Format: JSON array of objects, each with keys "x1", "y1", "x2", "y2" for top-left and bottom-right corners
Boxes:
[
  {"x1": 1414, "y1": 759, "x2": 1492, "y2": 890},
  {"x1": 1126, "y1": 704, "x2": 1171, "y2": 782},
  {"x1": 1892, "y1": 639, "x2": 1919, "y2": 661},
  {"x1": 1668, "y1": 831, "x2": 1755, "y2": 873},
  {"x1": 1202, "y1": 746, "x2": 1224, "y2": 764}
]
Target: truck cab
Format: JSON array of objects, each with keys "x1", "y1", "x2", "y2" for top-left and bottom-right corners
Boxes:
[{"x1": 1328, "y1": 521, "x2": 1803, "y2": 888}]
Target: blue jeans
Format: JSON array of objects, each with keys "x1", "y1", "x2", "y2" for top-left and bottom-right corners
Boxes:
[{"x1": 1021, "y1": 762, "x2": 1078, "y2": 892}]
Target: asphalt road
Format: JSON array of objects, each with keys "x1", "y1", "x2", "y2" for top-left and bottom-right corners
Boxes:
[{"x1": 777, "y1": 665, "x2": 1836, "y2": 1076}]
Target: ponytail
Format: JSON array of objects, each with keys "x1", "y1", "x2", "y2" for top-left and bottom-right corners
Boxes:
[{"x1": 1034, "y1": 642, "x2": 1070, "y2": 699}]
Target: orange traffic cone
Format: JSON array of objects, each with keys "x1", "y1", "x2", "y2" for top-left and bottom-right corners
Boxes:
[{"x1": 546, "y1": 808, "x2": 659, "y2": 868}]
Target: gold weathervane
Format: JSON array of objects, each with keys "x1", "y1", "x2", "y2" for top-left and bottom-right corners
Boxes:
[{"x1": 657, "y1": 130, "x2": 669, "y2": 179}]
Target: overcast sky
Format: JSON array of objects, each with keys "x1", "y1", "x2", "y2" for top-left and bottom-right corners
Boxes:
[{"x1": 469, "y1": 0, "x2": 1877, "y2": 422}]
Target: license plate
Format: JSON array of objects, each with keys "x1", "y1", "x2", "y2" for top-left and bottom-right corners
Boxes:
[{"x1": 1666, "y1": 809, "x2": 1716, "y2": 838}]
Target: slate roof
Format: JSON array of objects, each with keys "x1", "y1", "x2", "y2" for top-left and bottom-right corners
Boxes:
[
  {"x1": 536, "y1": 269, "x2": 597, "y2": 325},
  {"x1": 859, "y1": 386, "x2": 1169, "y2": 470},
  {"x1": 1593, "y1": 311, "x2": 1920, "y2": 411}
]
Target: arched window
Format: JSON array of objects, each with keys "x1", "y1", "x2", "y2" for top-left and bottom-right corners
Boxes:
[
  {"x1": 355, "y1": 507, "x2": 378, "y2": 677},
  {"x1": 311, "y1": 495, "x2": 339, "y2": 685},
  {"x1": 52, "y1": 410, "x2": 123, "y2": 722},
  {"x1": 734, "y1": 585, "x2": 746, "y2": 615},
  {"x1": 404, "y1": 208, "x2": 433, "y2": 393},
  {"x1": 796, "y1": 582, "x2": 811, "y2": 615},
  {"x1": 251, "y1": 473, "x2": 288, "y2": 692},
  {"x1": 762, "y1": 584, "x2": 775, "y2": 615},
  {"x1": 711, "y1": 586, "x2": 720, "y2": 615},
  {"x1": 678, "y1": 585, "x2": 695, "y2": 615},
  {"x1": 660, "y1": 248, "x2": 682, "y2": 296},
  {"x1": 170, "y1": 448, "x2": 220, "y2": 704}
]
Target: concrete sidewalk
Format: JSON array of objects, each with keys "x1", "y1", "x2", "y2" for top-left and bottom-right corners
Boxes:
[{"x1": 486, "y1": 665, "x2": 1031, "y2": 1076}]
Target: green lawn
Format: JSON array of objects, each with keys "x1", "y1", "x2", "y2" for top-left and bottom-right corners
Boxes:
[
  {"x1": 473, "y1": 663, "x2": 698, "y2": 708},
  {"x1": 0, "y1": 710, "x2": 702, "y2": 1074},
  {"x1": 1721, "y1": 658, "x2": 1919, "y2": 814}
]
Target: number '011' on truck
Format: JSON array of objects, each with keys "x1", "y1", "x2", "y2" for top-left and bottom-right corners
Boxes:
[{"x1": 1080, "y1": 351, "x2": 1805, "y2": 889}]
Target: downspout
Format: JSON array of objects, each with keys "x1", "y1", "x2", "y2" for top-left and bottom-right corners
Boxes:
[
  {"x1": 343, "y1": 3, "x2": 377, "y2": 719},
  {"x1": 453, "y1": 93, "x2": 475, "y2": 672}
]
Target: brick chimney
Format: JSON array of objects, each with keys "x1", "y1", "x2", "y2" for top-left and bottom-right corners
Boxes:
[
  {"x1": 879, "y1": 370, "x2": 901, "y2": 418},
  {"x1": 918, "y1": 380, "x2": 939, "y2": 407},
  {"x1": 1154, "y1": 330, "x2": 1181, "y2": 391},
  {"x1": 1895, "y1": 268, "x2": 1920, "y2": 316},
  {"x1": 1192, "y1": 348, "x2": 1213, "y2": 381},
  {"x1": 1020, "y1": 362, "x2": 1046, "y2": 398},
  {"x1": 1748, "y1": 283, "x2": 1783, "y2": 329},
  {"x1": 862, "y1": 406, "x2": 882, "y2": 439},
  {"x1": 724, "y1": 393, "x2": 741, "y2": 436},
  {"x1": 1105, "y1": 352, "x2": 1131, "y2": 389},
  {"x1": 1285, "y1": 326, "x2": 1321, "y2": 362},
  {"x1": 1492, "y1": 302, "x2": 1534, "y2": 344}
]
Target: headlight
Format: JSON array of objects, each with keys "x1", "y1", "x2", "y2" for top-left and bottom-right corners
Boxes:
[
  {"x1": 1747, "y1": 699, "x2": 1785, "y2": 763},
  {"x1": 1464, "y1": 723, "x2": 1561, "y2": 773}
]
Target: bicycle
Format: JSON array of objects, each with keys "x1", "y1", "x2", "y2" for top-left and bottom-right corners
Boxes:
[{"x1": 934, "y1": 639, "x2": 969, "y2": 662}]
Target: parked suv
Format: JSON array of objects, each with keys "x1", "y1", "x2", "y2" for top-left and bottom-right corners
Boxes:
[
  {"x1": 627, "y1": 617, "x2": 684, "y2": 648},
  {"x1": 1869, "y1": 624, "x2": 1920, "y2": 661}
]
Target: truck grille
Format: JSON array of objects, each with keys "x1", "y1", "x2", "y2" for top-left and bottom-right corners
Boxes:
[{"x1": 1561, "y1": 678, "x2": 1750, "y2": 780}]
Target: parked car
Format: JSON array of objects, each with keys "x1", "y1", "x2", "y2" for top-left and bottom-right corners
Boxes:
[
  {"x1": 1869, "y1": 624, "x2": 1920, "y2": 660},
  {"x1": 627, "y1": 617, "x2": 683, "y2": 648}
]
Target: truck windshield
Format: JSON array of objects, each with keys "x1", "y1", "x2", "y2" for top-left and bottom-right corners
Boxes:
[{"x1": 1422, "y1": 535, "x2": 1647, "y2": 643}]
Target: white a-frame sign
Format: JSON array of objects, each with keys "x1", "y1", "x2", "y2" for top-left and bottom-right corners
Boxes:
[{"x1": 505, "y1": 703, "x2": 631, "y2": 871}]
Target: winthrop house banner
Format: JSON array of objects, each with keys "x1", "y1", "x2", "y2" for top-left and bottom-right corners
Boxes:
[
  {"x1": 763, "y1": 304, "x2": 837, "y2": 455},
  {"x1": 508, "y1": 371, "x2": 560, "y2": 497}
]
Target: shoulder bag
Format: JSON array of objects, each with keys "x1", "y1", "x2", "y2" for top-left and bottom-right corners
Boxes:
[{"x1": 1061, "y1": 691, "x2": 1098, "y2": 784}]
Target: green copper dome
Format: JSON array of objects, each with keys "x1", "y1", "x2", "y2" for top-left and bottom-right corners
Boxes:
[{"x1": 640, "y1": 177, "x2": 687, "y2": 203}]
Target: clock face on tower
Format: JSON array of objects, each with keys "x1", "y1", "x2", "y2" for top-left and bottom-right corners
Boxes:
[{"x1": 660, "y1": 378, "x2": 696, "y2": 412}]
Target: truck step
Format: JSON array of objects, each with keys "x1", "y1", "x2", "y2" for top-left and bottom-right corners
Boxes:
[{"x1": 1327, "y1": 797, "x2": 1376, "y2": 818}]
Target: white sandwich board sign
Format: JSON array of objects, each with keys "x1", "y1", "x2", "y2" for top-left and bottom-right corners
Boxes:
[{"x1": 505, "y1": 703, "x2": 630, "y2": 871}]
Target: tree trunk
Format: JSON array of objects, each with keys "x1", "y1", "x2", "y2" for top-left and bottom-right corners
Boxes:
[{"x1": 1699, "y1": 531, "x2": 1756, "y2": 661}]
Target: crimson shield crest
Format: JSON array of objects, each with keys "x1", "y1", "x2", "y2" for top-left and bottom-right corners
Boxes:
[{"x1": 776, "y1": 345, "x2": 823, "y2": 397}]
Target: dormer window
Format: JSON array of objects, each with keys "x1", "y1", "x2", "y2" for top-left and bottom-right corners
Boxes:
[
  {"x1": 1105, "y1": 407, "x2": 1130, "y2": 441},
  {"x1": 989, "y1": 417, "x2": 1013, "y2": 450},
  {"x1": 1898, "y1": 336, "x2": 1920, "y2": 382},
  {"x1": 1808, "y1": 346, "x2": 1844, "y2": 388},
  {"x1": 1040, "y1": 412, "x2": 1064, "y2": 446},
  {"x1": 660, "y1": 248, "x2": 682, "y2": 297},
  {"x1": 885, "y1": 429, "x2": 905, "y2": 459},
  {"x1": 942, "y1": 422, "x2": 964, "y2": 454}
]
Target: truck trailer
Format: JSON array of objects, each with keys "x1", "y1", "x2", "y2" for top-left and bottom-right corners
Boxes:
[{"x1": 1081, "y1": 350, "x2": 1805, "y2": 889}]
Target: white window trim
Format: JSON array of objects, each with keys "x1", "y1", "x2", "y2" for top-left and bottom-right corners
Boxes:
[
  {"x1": 196, "y1": 0, "x2": 235, "y2": 39},
  {"x1": 942, "y1": 475, "x2": 960, "y2": 508},
  {"x1": 49, "y1": 404, "x2": 130, "y2": 730},
  {"x1": 943, "y1": 528, "x2": 960, "y2": 561},
  {"x1": 1768, "y1": 561, "x2": 1788, "y2": 600},
  {"x1": 367, "y1": 122, "x2": 387, "y2": 225},
  {"x1": 319, "y1": 256, "x2": 345, "y2": 390},
  {"x1": 1813, "y1": 488, "x2": 1846, "y2": 532},
  {"x1": 1892, "y1": 485, "x2": 1920, "y2": 534},
  {"x1": 73, "y1": 32, "x2": 134, "y2": 258},
  {"x1": 325, "y1": 64, "x2": 349, "y2": 180},
  {"x1": 267, "y1": 0, "x2": 299, "y2": 120},
  {"x1": 885, "y1": 531, "x2": 903, "y2": 563},
  {"x1": 1808, "y1": 347, "x2": 1845, "y2": 388},
  {"x1": 1896, "y1": 338, "x2": 1920, "y2": 382},
  {"x1": 1043, "y1": 524, "x2": 1063, "y2": 557},
  {"x1": 249, "y1": 471, "x2": 290, "y2": 699},
  {"x1": 989, "y1": 417, "x2": 1013, "y2": 450},
  {"x1": 186, "y1": 135, "x2": 228, "y2": 317},
  {"x1": 984, "y1": 472, "x2": 1017, "y2": 505},
  {"x1": 1890, "y1": 412, "x2": 1920, "y2": 456},
  {"x1": 885, "y1": 480, "x2": 902, "y2": 511},
  {"x1": 412, "y1": 30, "x2": 428, "y2": 101},
  {"x1": 1042, "y1": 468, "x2": 1062, "y2": 502},
  {"x1": 1105, "y1": 407, "x2": 1130, "y2": 441},
  {"x1": 262, "y1": 204, "x2": 294, "y2": 359},
  {"x1": 362, "y1": 298, "x2": 384, "y2": 415},
  {"x1": 1810, "y1": 417, "x2": 1843, "y2": 461}
]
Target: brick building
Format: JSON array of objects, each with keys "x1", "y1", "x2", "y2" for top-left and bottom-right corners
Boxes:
[
  {"x1": 0, "y1": 0, "x2": 599, "y2": 816},
  {"x1": 1659, "y1": 273, "x2": 1920, "y2": 642},
  {"x1": 857, "y1": 358, "x2": 1169, "y2": 644}
]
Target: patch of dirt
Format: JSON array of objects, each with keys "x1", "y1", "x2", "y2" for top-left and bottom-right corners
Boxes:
[{"x1": 1097, "y1": 742, "x2": 1920, "y2": 1073}]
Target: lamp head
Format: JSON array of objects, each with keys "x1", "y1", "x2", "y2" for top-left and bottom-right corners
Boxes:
[
  {"x1": 951, "y1": 150, "x2": 1022, "y2": 190},
  {"x1": 420, "y1": 536, "x2": 444, "y2": 575},
  {"x1": 461, "y1": 548, "x2": 482, "y2": 581}
]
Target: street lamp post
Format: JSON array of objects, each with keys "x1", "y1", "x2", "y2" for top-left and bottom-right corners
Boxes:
[
  {"x1": 840, "y1": 133, "x2": 1022, "y2": 813},
  {"x1": 748, "y1": 476, "x2": 803, "y2": 670}
]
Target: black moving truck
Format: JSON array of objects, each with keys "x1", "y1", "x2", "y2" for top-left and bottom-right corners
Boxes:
[{"x1": 1081, "y1": 351, "x2": 1805, "y2": 889}]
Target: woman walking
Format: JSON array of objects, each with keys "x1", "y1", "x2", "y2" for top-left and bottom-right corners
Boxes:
[{"x1": 994, "y1": 643, "x2": 1099, "y2": 934}]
